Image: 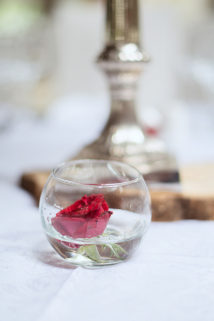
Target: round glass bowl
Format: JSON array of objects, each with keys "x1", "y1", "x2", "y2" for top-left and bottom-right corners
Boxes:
[{"x1": 39, "y1": 160, "x2": 151, "y2": 268}]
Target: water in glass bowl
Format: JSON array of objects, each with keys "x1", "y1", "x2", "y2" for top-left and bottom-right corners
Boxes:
[{"x1": 43, "y1": 208, "x2": 149, "y2": 268}]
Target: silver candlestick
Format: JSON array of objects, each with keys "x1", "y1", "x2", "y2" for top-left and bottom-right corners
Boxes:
[{"x1": 73, "y1": 0, "x2": 178, "y2": 182}]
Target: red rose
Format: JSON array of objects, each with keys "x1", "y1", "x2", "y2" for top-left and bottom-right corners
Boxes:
[{"x1": 52, "y1": 194, "x2": 113, "y2": 238}]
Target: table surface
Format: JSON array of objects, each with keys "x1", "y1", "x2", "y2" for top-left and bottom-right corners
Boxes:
[{"x1": 1, "y1": 96, "x2": 214, "y2": 321}]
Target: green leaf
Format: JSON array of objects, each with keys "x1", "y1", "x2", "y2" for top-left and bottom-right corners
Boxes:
[
  {"x1": 112, "y1": 244, "x2": 127, "y2": 255},
  {"x1": 83, "y1": 245, "x2": 102, "y2": 262},
  {"x1": 105, "y1": 244, "x2": 127, "y2": 259},
  {"x1": 77, "y1": 243, "x2": 127, "y2": 263},
  {"x1": 77, "y1": 246, "x2": 86, "y2": 255}
]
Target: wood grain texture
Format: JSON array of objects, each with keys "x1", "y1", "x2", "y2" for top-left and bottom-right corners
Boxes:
[{"x1": 20, "y1": 164, "x2": 214, "y2": 221}]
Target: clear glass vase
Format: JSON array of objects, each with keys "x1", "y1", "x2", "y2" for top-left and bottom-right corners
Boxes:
[{"x1": 39, "y1": 160, "x2": 151, "y2": 268}]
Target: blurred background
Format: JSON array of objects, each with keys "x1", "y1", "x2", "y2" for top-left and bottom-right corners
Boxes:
[{"x1": 0, "y1": 0, "x2": 214, "y2": 182}]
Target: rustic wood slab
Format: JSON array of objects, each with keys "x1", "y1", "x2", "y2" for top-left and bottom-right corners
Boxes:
[{"x1": 20, "y1": 164, "x2": 214, "y2": 221}]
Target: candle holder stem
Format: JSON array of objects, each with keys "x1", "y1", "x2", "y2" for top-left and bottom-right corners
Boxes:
[{"x1": 73, "y1": 0, "x2": 178, "y2": 183}]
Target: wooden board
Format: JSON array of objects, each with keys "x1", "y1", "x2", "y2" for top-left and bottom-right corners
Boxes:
[{"x1": 20, "y1": 164, "x2": 214, "y2": 221}]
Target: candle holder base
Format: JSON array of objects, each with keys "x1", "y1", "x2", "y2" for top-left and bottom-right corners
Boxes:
[{"x1": 72, "y1": 125, "x2": 179, "y2": 183}]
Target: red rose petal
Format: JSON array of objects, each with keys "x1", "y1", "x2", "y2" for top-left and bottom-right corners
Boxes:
[
  {"x1": 56, "y1": 194, "x2": 109, "y2": 218},
  {"x1": 52, "y1": 216, "x2": 87, "y2": 238},
  {"x1": 52, "y1": 194, "x2": 113, "y2": 239}
]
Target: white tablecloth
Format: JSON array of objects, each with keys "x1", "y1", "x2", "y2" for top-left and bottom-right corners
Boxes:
[{"x1": 1, "y1": 96, "x2": 214, "y2": 321}]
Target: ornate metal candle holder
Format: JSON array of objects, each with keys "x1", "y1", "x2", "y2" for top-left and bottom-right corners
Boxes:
[{"x1": 73, "y1": 0, "x2": 178, "y2": 182}]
